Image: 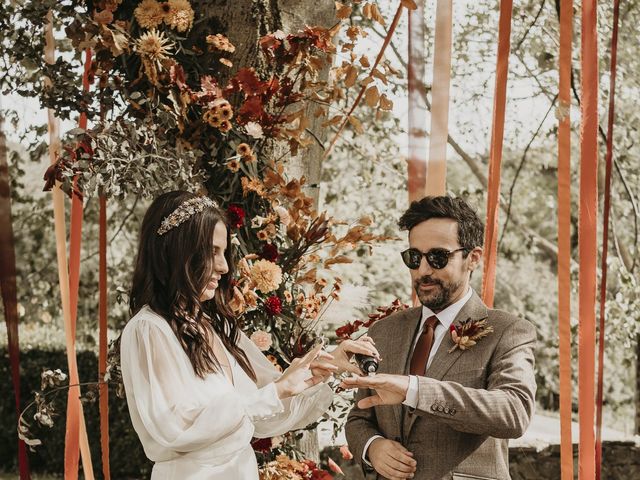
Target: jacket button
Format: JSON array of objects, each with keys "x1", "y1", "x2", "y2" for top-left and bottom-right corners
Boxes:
[
  {"x1": 437, "y1": 405, "x2": 444, "y2": 412},
  {"x1": 443, "y1": 407, "x2": 450, "y2": 414},
  {"x1": 450, "y1": 408, "x2": 456, "y2": 415},
  {"x1": 431, "y1": 404, "x2": 437, "y2": 411}
]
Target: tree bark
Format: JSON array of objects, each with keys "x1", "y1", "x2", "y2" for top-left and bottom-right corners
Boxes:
[
  {"x1": 636, "y1": 334, "x2": 640, "y2": 435},
  {"x1": 195, "y1": 0, "x2": 336, "y2": 460}
]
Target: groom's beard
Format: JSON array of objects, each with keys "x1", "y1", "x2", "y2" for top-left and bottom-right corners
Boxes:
[{"x1": 414, "y1": 275, "x2": 462, "y2": 312}]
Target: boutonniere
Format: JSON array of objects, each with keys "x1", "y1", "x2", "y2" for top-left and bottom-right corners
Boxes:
[{"x1": 448, "y1": 318, "x2": 494, "y2": 353}]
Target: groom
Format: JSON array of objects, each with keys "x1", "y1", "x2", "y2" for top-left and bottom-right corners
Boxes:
[{"x1": 344, "y1": 196, "x2": 536, "y2": 480}]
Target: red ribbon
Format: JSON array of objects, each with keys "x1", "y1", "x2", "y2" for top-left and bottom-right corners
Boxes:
[
  {"x1": 557, "y1": 0, "x2": 574, "y2": 478},
  {"x1": 578, "y1": 1, "x2": 599, "y2": 478},
  {"x1": 99, "y1": 195, "x2": 111, "y2": 480},
  {"x1": 595, "y1": 1, "x2": 620, "y2": 478},
  {"x1": 0, "y1": 107, "x2": 31, "y2": 480}
]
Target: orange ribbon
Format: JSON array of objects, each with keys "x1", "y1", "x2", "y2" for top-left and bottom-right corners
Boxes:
[
  {"x1": 557, "y1": 1, "x2": 574, "y2": 479},
  {"x1": 45, "y1": 16, "x2": 94, "y2": 479},
  {"x1": 578, "y1": 1, "x2": 599, "y2": 479},
  {"x1": 426, "y1": 0, "x2": 453, "y2": 197},
  {"x1": 595, "y1": 1, "x2": 619, "y2": 478},
  {"x1": 481, "y1": 0, "x2": 513, "y2": 308}
]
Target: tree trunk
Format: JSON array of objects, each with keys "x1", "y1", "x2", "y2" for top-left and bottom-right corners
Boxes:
[
  {"x1": 635, "y1": 334, "x2": 640, "y2": 435},
  {"x1": 195, "y1": 0, "x2": 336, "y2": 461}
]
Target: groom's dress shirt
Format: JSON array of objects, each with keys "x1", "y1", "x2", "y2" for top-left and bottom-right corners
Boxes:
[{"x1": 361, "y1": 288, "x2": 474, "y2": 465}]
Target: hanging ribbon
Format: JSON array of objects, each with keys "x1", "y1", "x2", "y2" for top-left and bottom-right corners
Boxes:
[
  {"x1": 44, "y1": 15, "x2": 94, "y2": 480},
  {"x1": 557, "y1": 0, "x2": 574, "y2": 478},
  {"x1": 99, "y1": 195, "x2": 111, "y2": 480},
  {"x1": 323, "y1": 2, "x2": 406, "y2": 160},
  {"x1": 595, "y1": 1, "x2": 620, "y2": 478},
  {"x1": 578, "y1": 0, "x2": 599, "y2": 478},
  {"x1": 67, "y1": 47, "x2": 96, "y2": 480},
  {"x1": 408, "y1": 0, "x2": 428, "y2": 203},
  {"x1": 426, "y1": 0, "x2": 453, "y2": 196},
  {"x1": 481, "y1": 0, "x2": 513, "y2": 308},
  {"x1": 0, "y1": 106, "x2": 32, "y2": 479}
]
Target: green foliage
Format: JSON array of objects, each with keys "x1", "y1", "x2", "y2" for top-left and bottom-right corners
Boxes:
[{"x1": 0, "y1": 347, "x2": 151, "y2": 478}]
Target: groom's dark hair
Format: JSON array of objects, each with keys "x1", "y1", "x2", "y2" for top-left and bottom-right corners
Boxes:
[{"x1": 398, "y1": 196, "x2": 484, "y2": 252}]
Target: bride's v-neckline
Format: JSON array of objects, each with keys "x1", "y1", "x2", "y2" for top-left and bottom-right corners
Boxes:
[{"x1": 213, "y1": 334, "x2": 235, "y2": 386}]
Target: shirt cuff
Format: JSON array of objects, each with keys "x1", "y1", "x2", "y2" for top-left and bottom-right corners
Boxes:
[
  {"x1": 362, "y1": 434, "x2": 384, "y2": 467},
  {"x1": 402, "y1": 375, "x2": 419, "y2": 409}
]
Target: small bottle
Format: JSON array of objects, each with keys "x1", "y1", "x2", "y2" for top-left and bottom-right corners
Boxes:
[{"x1": 354, "y1": 353, "x2": 379, "y2": 376}]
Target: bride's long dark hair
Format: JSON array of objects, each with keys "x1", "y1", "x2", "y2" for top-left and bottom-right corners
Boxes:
[{"x1": 129, "y1": 190, "x2": 256, "y2": 381}]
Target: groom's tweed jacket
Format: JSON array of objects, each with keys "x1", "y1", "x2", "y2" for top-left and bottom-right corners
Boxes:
[{"x1": 345, "y1": 292, "x2": 536, "y2": 480}]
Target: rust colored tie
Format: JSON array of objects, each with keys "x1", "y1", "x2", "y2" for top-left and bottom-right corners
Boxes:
[{"x1": 410, "y1": 315, "x2": 439, "y2": 375}]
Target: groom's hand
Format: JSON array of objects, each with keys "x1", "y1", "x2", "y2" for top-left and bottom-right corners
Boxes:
[
  {"x1": 368, "y1": 438, "x2": 417, "y2": 479},
  {"x1": 340, "y1": 373, "x2": 409, "y2": 408}
]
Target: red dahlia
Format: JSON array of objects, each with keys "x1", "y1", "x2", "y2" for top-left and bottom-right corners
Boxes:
[
  {"x1": 260, "y1": 243, "x2": 279, "y2": 262},
  {"x1": 227, "y1": 205, "x2": 245, "y2": 228},
  {"x1": 264, "y1": 295, "x2": 282, "y2": 315}
]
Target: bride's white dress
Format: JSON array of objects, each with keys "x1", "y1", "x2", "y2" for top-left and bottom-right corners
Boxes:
[{"x1": 120, "y1": 306, "x2": 333, "y2": 479}]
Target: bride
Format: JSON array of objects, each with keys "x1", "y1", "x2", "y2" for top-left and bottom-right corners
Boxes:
[{"x1": 120, "y1": 191, "x2": 378, "y2": 479}]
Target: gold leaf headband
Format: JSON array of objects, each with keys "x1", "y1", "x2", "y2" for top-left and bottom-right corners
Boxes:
[{"x1": 157, "y1": 196, "x2": 218, "y2": 235}]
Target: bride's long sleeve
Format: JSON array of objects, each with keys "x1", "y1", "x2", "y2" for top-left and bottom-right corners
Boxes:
[
  {"x1": 239, "y1": 333, "x2": 334, "y2": 438},
  {"x1": 120, "y1": 316, "x2": 285, "y2": 454}
]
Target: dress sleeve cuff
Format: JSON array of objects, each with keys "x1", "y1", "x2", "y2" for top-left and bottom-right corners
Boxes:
[{"x1": 245, "y1": 382, "x2": 285, "y2": 421}]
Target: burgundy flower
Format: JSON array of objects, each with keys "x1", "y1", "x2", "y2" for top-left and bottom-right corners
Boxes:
[
  {"x1": 260, "y1": 243, "x2": 279, "y2": 262},
  {"x1": 227, "y1": 205, "x2": 245, "y2": 228},
  {"x1": 264, "y1": 295, "x2": 282, "y2": 316},
  {"x1": 251, "y1": 437, "x2": 272, "y2": 453}
]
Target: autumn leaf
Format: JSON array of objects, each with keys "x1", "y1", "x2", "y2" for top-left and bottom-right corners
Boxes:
[
  {"x1": 401, "y1": 0, "x2": 418, "y2": 10},
  {"x1": 372, "y1": 68, "x2": 388, "y2": 85},
  {"x1": 238, "y1": 95, "x2": 265, "y2": 121},
  {"x1": 359, "y1": 55, "x2": 371, "y2": 68},
  {"x1": 324, "y1": 256, "x2": 353, "y2": 267},
  {"x1": 370, "y1": 3, "x2": 386, "y2": 26},
  {"x1": 363, "y1": 3, "x2": 372, "y2": 19},
  {"x1": 335, "y1": 2, "x2": 352, "y2": 19},
  {"x1": 298, "y1": 268, "x2": 318, "y2": 284},
  {"x1": 348, "y1": 115, "x2": 364, "y2": 134},
  {"x1": 170, "y1": 63, "x2": 187, "y2": 89},
  {"x1": 365, "y1": 85, "x2": 379, "y2": 107},
  {"x1": 322, "y1": 115, "x2": 343, "y2": 127},
  {"x1": 358, "y1": 215, "x2": 373, "y2": 226},
  {"x1": 360, "y1": 76, "x2": 374, "y2": 87},
  {"x1": 379, "y1": 94, "x2": 393, "y2": 111},
  {"x1": 234, "y1": 68, "x2": 271, "y2": 95},
  {"x1": 344, "y1": 65, "x2": 358, "y2": 88}
]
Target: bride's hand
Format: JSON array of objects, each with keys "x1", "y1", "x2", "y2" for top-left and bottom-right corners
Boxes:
[
  {"x1": 329, "y1": 335, "x2": 380, "y2": 375},
  {"x1": 274, "y1": 344, "x2": 336, "y2": 399}
]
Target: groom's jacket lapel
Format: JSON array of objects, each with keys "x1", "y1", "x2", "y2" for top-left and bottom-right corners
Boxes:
[
  {"x1": 404, "y1": 292, "x2": 489, "y2": 437},
  {"x1": 378, "y1": 305, "x2": 422, "y2": 432}
]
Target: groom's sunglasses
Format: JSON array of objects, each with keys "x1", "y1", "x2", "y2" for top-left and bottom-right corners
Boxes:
[{"x1": 400, "y1": 247, "x2": 469, "y2": 270}]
